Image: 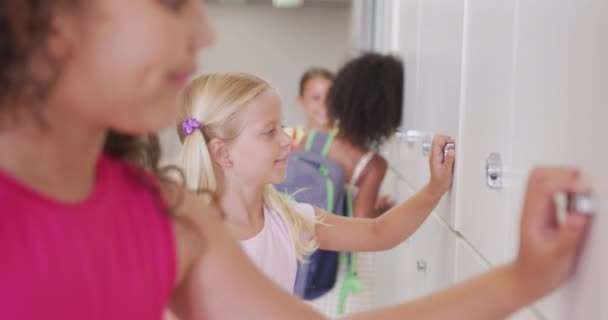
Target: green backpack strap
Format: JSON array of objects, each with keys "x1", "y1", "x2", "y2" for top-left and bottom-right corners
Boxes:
[
  {"x1": 305, "y1": 129, "x2": 356, "y2": 312},
  {"x1": 321, "y1": 134, "x2": 334, "y2": 158},
  {"x1": 304, "y1": 130, "x2": 317, "y2": 152},
  {"x1": 304, "y1": 129, "x2": 335, "y2": 158},
  {"x1": 319, "y1": 166, "x2": 334, "y2": 212},
  {"x1": 338, "y1": 188, "x2": 362, "y2": 314}
]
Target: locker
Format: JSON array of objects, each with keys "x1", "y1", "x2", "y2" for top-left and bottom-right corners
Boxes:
[
  {"x1": 507, "y1": 0, "x2": 607, "y2": 318},
  {"x1": 372, "y1": 179, "x2": 458, "y2": 305},
  {"x1": 416, "y1": 0, "x2": 465, "y2": 138},
  {"x1": 377, "y1": 0, "x2": 606, "y2": 317},
  {"x1": 397, "y1": 213, "x2": 458, "y2": 299},
  {"x1": 394, "y1": 0, "x2": 424, "y2": 188},
  {"x1": 453, "y1": 0, "x2": 518, "y2": 265},
  {"x1": 455, "y1": 239, "x2": 541, "y2": 320},
  {"x1": 399, "y1": 0, "x2": 422, "y2": 140},
  {"x1": 403, "y1": 0, "x2": 466, "y2": 226},
  {"x1": 417, "y1": 214, "x2": 457, "y2": 294},
  {"x1": 372, "y1": 179, "x2": 419, "y2": 307}
]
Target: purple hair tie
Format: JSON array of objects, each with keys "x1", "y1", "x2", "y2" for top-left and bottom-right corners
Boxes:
[{"x1": 182, "y1": 117, "x2": 203, "y2": 136}]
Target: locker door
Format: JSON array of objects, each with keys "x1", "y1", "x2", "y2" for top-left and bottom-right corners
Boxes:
[
  {"x1": 416, "y1": 0, "x2": 465, "y2": 138},
  {"x1": 372, "y1": 181, "x2": 459, "y2": 305},
  {"x1": 417, "y1": 0, "x2": 465, "y2": 226},
  {"x1": 372, "y1": 179, "x2": 418, "y2": 306},
  {"x1": 394, "y1": 0, "x2": 427, "y2": 191},
  {"x1": 509, "y1": 0, "x2": 607, "y2": 318},
  {"x1": 453, "y1": 0, "x2": 518, "y2": 265},
  {"x1": 407, "y1": 214, "x2": 458, "y2": 298},
  {"x1": 455, "y1": 239, "x2": 542, "y2": 320},
  {"x1": 420, "y1": 214, "x2": 458, "y2": 294},
  {"x1": 399, "y1": 0, "x2": 422, "y2": 138},
  {"x1": 397, "y1": 0, "x2": 466, "y2": 225}
]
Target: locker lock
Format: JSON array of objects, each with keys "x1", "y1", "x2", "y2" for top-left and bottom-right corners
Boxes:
[
  {"x1": 443, "y1": 143, "x2": 455, "y2": 163},
  {"x1": 486, "y1": 153, "x2": 503, "y2": 189},
  {"x1": 422, "y1": 135, "x2": 432, "y2": 157},
  {"x1": 416, "y1": 260, "x2": 427, "y2": 272},
  {"x1": 396, "y1": 129, "x2": 423, "y2": 143},
  {"x1": 406, "y1": 130, "x2": 422, "y2": 143},
  {"x1": 567, "y1": 193, "x2": 596, "y2": 215}
]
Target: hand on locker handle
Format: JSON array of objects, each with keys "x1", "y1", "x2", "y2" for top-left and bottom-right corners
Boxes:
[
  {"x1": 427, "y1": 135, "x2": 456, "y2": 197},
  {"x1": 513, "y1": 167, "x2": 592, "y2": 301}
]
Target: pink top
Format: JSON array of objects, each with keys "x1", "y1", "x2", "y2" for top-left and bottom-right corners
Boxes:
[
  {"x1": 240, "y1": 201, "x2": 315, "y2": 293},
  {"x1": 0, "y1": 154, "x2": 176, "y2": 320}
]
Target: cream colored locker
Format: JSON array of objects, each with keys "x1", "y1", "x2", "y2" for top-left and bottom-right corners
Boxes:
[
  {"x1": 403, "y1": 213, "x2": 458, "y2": 298},
  {"x1": 394, "y1": 0, "x2": 427, "y2": 192},
  {"x1": 416, "y1": 0, "x2": 465, "y2": 226},
  {"x1": 373, "y1": 212, "x2": 456, "y2": 304},
  {"x1": 399, "y1": 0, "x2": 422, "y2": 140},
  {"x1": 372, "y1": 179, "x2": 420, "y2": 307},
  {"x1": 510, "y1": 1, "x2": 607, "y2": 319},
  {"x1": 371, "y1": 0, "x2": 401, "y2": 54},
  {"x1": 452, "y1": 0, "x2": 518, "y2": 266},
  {"x1": 416, "y1": 0, "x2": 465, "y2": 138},
  {"x1": 455, "y1": 239, "x2": 541, "y2": 320},
  {"x1": 372, "y1": 188, "x2": 457, "y2": 305},
  {"x1": 507, "y1": 0, "x2": 607, "y2": 318},
  {"x1": 395, "y1": 0, "x2": 466, "y2": 226}
]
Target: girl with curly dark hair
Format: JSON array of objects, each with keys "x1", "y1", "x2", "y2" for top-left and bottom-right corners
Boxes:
[{"x1": 299, "y1": 53, "x2": 406, "y2": 221}]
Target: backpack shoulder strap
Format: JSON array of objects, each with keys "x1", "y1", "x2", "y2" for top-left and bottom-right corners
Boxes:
[
  {"x1": 304, "y1": 130, "x2": 335, "y2": 158},
  {"x1": 338, "y1": 187, "x2": 362, "y2": 314}
]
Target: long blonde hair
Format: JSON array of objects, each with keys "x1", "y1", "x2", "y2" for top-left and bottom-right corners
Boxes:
[{"x1": 176, "y1": 72, "x2": 318, "y2": 260}]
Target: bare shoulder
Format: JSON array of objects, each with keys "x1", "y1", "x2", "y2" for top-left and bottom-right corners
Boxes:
[
  {"x1": 355, "y1": 152, "x2": 387, "y2": 185},
  {"x1": 367, "y1": 154, "x2": 388, "y2": 176}
]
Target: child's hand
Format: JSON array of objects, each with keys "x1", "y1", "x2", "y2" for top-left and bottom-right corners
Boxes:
[
  {"x1": 427, "y1": 134, "x2": 456, "y2": 197},
  {"x1": 513, "y1": 167, "x2": 591, "y2": 299}
]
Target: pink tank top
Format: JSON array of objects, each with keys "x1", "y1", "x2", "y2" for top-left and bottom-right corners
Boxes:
[{"x1": 0, "y1": 154, "x2": 176, "y2": 319}]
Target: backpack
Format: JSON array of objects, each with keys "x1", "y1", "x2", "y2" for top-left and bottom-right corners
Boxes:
[{"x1": 274, "y1": 130, "x2": 361, "y2": 312}]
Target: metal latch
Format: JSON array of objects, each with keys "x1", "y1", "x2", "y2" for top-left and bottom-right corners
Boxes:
[
  {"x1": 422, "y1": 135, "x2": 432, "y2": 157},
  {"x1": 567, "y1": 193, "x2": 596, "y2": 215},
  {"x1": 443, "y1": 142, "x2": 455, "y2": 163},
  {"x1": 486, "y1": 153, "x2": 503, "y2": 189}
]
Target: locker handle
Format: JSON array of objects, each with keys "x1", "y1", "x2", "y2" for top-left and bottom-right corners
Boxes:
[
  {"x1": 486, "y1": 153, "x2": 503, "y2": 189},
  {"x1": 422, "y1": 135, "x2": 432, "y2": 157},
  {"x1": 422, "y1": 142, "x2": 431, "y2": 156},
  {"x1": 416, "y1": 260, "x2": 427, "y2": 272},
  {"x1": 567, "y1": 193, "x2": 596, "y2": 215},
  {"x1": 443, "y1": 143, "x2": 455, "y2": 163},
  {"x1": 395, "y1": 129, "x2": 424, "y2": 144},
  {"x1": 406, "y1": 130, "x2": 422, "y2": 143}
]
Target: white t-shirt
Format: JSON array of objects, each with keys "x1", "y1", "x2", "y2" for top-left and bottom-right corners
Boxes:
[{"x1": 240, "y1": 201, "x2": 316, "y2": 293}]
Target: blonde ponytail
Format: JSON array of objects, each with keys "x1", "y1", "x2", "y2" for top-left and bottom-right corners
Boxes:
[{"x1": 178, "y1": 129, "x2": 217, "y2": 194}]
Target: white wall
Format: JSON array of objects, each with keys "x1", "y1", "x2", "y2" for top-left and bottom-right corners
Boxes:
[
  {"x1": 160, "y1": 2, "x2": 351, "y2": 164},
  {"x1": 199, "y1": 2, "x2": 351, "y2": 126}
]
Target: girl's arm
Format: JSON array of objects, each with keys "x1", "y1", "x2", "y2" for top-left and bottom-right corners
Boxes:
[
  {"x1": 316, "y1": 135, "x2": 455, "y2": 252},
  {"x1": 348, "y1": 167, "x2": 590, "y2": 320},
  {"x1": 170, "y1": 167, "x2": 590, "y2": 320}
]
